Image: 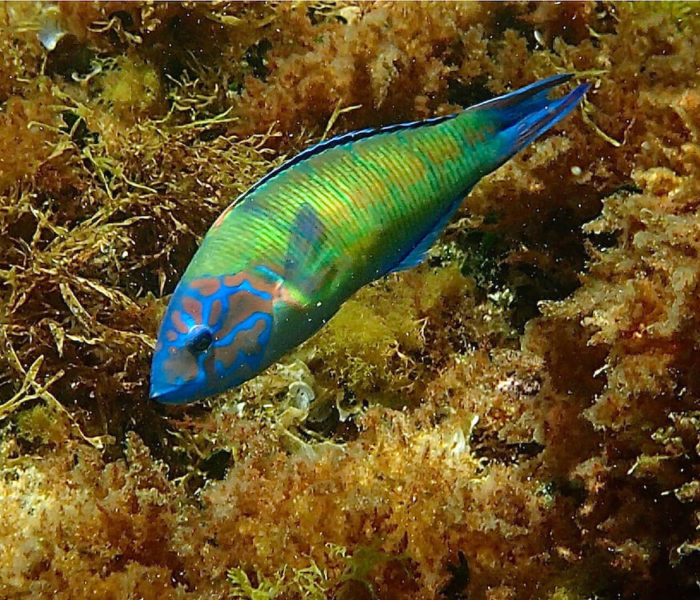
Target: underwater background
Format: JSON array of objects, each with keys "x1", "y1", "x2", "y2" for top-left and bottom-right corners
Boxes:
[{"x1": 0, "y1": 2, "x2": 699, "y2": 598}]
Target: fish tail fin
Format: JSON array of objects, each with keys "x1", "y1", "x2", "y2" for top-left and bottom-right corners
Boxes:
[
  {"x1": 466, "y1": 74, "x2": 589, "y2": 170},
  {"x1": 496, "y1": 82, "x2": 590, "y2": 157}
]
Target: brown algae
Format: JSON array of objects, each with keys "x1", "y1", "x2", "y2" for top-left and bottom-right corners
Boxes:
[{"x1": 0, "y1": 2, "x2": 699, "y2": 599}]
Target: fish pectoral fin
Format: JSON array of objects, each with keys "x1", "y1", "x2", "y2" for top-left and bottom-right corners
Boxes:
[
  {"x1": 280, "y1": 201, "x2": 347, "y2": 304},
  {"x1": 283, "y1": 202, "x2": 324, "y2": 281},
  {"x1": 275, "y1": 260, "x2": 342, "y2": 313}
]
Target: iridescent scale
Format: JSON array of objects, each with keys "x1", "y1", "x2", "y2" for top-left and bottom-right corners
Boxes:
[{"x1": 150, "y1": 74, "x2": 590, "y2": 403}]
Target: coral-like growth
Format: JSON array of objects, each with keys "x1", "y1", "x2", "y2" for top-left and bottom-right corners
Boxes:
[{"x1": 0, "y1": 2, "x2": 699, "y2": 599}]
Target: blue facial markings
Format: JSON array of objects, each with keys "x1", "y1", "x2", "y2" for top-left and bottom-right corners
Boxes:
[{"x1": 151, "y1": 270, "x2": 281, "y2": 403}]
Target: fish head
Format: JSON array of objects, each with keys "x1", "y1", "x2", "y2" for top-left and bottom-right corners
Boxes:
[{"x1": 149, "y1": 274, "x2": 275, "y2": 404}]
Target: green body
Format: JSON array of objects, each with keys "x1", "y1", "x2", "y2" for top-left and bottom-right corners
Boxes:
[
  {"x1": 150, "y1": 74, "x2": 588, "y2": 403},
  {"x1": 186, "y1": 112, "x2": 497, "y2": 352}
]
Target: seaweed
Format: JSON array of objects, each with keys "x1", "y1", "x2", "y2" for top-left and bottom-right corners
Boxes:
[{"x1": 1, "y1": 2, "x2": 699, "y2": 599}]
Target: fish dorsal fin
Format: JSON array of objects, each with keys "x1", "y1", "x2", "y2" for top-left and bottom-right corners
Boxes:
[
  {"x1": 243, "y1": 114, "x2": 458, "y2": 201},
  {"x1": 388, "y1": 196, "x2": 462, "y2": 274}
]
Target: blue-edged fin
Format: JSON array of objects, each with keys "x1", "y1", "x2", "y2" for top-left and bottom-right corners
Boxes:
[
  {"x1": 471, "y1": 74, "x2": 589, "y2": 166},
  {"x1": 497, "y1": 82, "x2": 590, "y2": 157},
  {"x1": 241, "y1": 114, "x2": 458, "y2": 202},
  {"x1": 470, "y1": 73, "x2": 575, "y2": 126},
  {"x1": 388, "y1": 196, "x2": 462, "y2": 274},
  {"x1": 389, "y1": 75, "x2": 589, "y2": 276}
]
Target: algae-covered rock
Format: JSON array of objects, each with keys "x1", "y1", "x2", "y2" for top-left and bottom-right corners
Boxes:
[{"x1": 0, "y1": 2, "x2": 699, "y2": 599}]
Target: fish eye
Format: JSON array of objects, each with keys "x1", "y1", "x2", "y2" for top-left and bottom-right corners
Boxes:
[{"x1": 186, "y1": 325, "x2": 213, "y2": 354}]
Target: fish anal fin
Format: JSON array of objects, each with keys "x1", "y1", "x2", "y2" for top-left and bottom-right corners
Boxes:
[
  {"x1": 388, "y1": 197, "x2": 461, "y2": 274},
  {"x1": 388, "y1": 234, "x2": 435, "y2": 274}
]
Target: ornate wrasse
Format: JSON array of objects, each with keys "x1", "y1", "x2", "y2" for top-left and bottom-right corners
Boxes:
[{"x1": 150, "y1": 73, "x2": 589, "y2": 404}]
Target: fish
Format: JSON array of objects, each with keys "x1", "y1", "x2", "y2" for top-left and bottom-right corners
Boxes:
[{"x1": 150, "y1": 73, "x2": 589, "y2": 404}]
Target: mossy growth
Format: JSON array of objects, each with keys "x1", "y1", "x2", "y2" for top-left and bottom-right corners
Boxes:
[
  {"x1": 1, "y1": 2, "x2": 699, "y2": 600},
  {"x1": 98, "y1": 55, "x2": 163, "y2": 119}
]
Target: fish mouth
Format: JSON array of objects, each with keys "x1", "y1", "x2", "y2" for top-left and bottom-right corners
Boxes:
[
  {"x1": 149, "y1": 377, "x2": 214, "y2": 405},
  {"x1": 149, "y1": 381, "x2": 188, "y2": 405}
]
